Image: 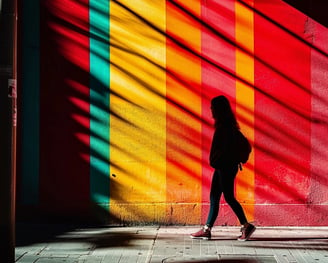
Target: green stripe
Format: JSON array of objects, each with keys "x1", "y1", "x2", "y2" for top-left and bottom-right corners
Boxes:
[
  {"x1": 90, "y1": 0, "x2": 110, "y2": 207},
  {"x1": 21, "y1": 0, "x2": 40, "y2": 205}
]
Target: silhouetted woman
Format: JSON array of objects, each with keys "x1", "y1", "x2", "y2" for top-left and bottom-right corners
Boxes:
[{"x1": 190, "y1": 95, "x2": 255, "y2": 241}]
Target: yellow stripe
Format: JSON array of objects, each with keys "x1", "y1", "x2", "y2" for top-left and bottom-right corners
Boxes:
[
  {"x1": 109, "y1": 0, "x2": 166, "y2": 222},
  {"x1": 235, "y1": 0, "x2": 255, "y2": 222}
]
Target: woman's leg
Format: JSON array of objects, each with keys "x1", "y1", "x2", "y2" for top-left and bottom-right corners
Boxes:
[
  {"x1": 190, "y1": 170, "x2": 221, "y2": 239},
  {"x1": 205, "y1": 170, "x2": 223, "y2": 227},
  {"x1": 221, "y1": 166, "x2": 248, "y2": 225}
]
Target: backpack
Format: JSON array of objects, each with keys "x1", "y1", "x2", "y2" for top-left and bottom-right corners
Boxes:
[{"x1": 233, "y1": 129, "x2": 252, "y2": 168}]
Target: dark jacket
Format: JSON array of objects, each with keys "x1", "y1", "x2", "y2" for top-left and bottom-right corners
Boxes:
[{"x1": 209, "y1": 126, "x2": 237, "y2": 169}]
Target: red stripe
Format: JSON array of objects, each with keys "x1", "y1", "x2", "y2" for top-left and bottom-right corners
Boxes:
[
  {"x1": 254, "y1": 0, "x2": 311, "y2": 225},
  {"x1": 40, "y1": 0, "x2": 90, "y2": 214},
  {"x1": 309, "y1": 21, "x2": 328, "y2": 224}
]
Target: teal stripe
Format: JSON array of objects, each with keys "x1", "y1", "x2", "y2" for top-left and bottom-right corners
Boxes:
[
  {"x1": 90, "y1": 0, "x2": 110, "y2": 207},
  {"x1": 21, "y1": 0, "x2": 40, "y2": 205}
]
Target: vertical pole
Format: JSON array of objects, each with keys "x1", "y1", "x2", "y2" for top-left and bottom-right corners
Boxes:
[{"x1": 0, "y1": 0, "x2": 17, "y2": 261}]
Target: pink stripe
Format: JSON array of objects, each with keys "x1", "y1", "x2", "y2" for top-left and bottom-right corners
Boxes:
[{"x1": 201, "y1": 0, "x2": 236, "y2": 224}]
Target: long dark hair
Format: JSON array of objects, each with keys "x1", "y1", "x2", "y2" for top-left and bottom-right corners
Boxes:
[{"x1": 211, "y1": 95, "x2": 239, "y2": 129}]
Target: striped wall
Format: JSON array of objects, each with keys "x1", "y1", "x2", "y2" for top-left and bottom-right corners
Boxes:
[{"x1": 19, "y1": 0, "x2": 328, "y2": 225}]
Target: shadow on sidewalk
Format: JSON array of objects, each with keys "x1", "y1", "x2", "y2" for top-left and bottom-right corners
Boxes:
[
  {"x1": 16, "y1": 222, "x2": 77, "y2": 246},
  {"x1": 16, "y1": 222, "x2": 154, "y2": 248}
]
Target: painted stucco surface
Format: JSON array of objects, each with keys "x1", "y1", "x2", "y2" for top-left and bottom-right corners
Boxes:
[{"x1": 19, "y1": 0, "x2": 328, "y2": 225}]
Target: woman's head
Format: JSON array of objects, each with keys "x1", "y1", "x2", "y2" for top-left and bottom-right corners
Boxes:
[{"x1": 211, "y1": 95, "x2": 239, "y2": 129}]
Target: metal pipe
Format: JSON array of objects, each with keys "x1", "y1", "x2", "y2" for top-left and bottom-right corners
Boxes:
[{"x1": 0, "y1": 0, "x2": 17, "y2": 261}]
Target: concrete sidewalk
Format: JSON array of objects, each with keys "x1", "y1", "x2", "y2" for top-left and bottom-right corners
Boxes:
[{"x1": 15, "y1": 224, "x2": 328, "y2": 263}]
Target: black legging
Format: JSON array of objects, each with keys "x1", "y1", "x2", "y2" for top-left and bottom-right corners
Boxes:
[{"x1": 206, "y1": 165, "x2": 248, "y2": 227}]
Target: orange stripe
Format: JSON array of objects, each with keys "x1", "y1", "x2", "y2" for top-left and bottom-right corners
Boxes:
[
  {"x1": 166, "y1": 0, "x2": 202, "y2": 224},
  {"x1": 235, "y1": 0, "x2": 255, "y2": 222}
]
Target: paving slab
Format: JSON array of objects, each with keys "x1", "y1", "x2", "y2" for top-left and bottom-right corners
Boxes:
[
  {"x1": 15, "y1": 225, "x2": 328, "y2": 263},
  {"x1": 162, "y1": 255, "x2": 277, "y2": 262}
]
